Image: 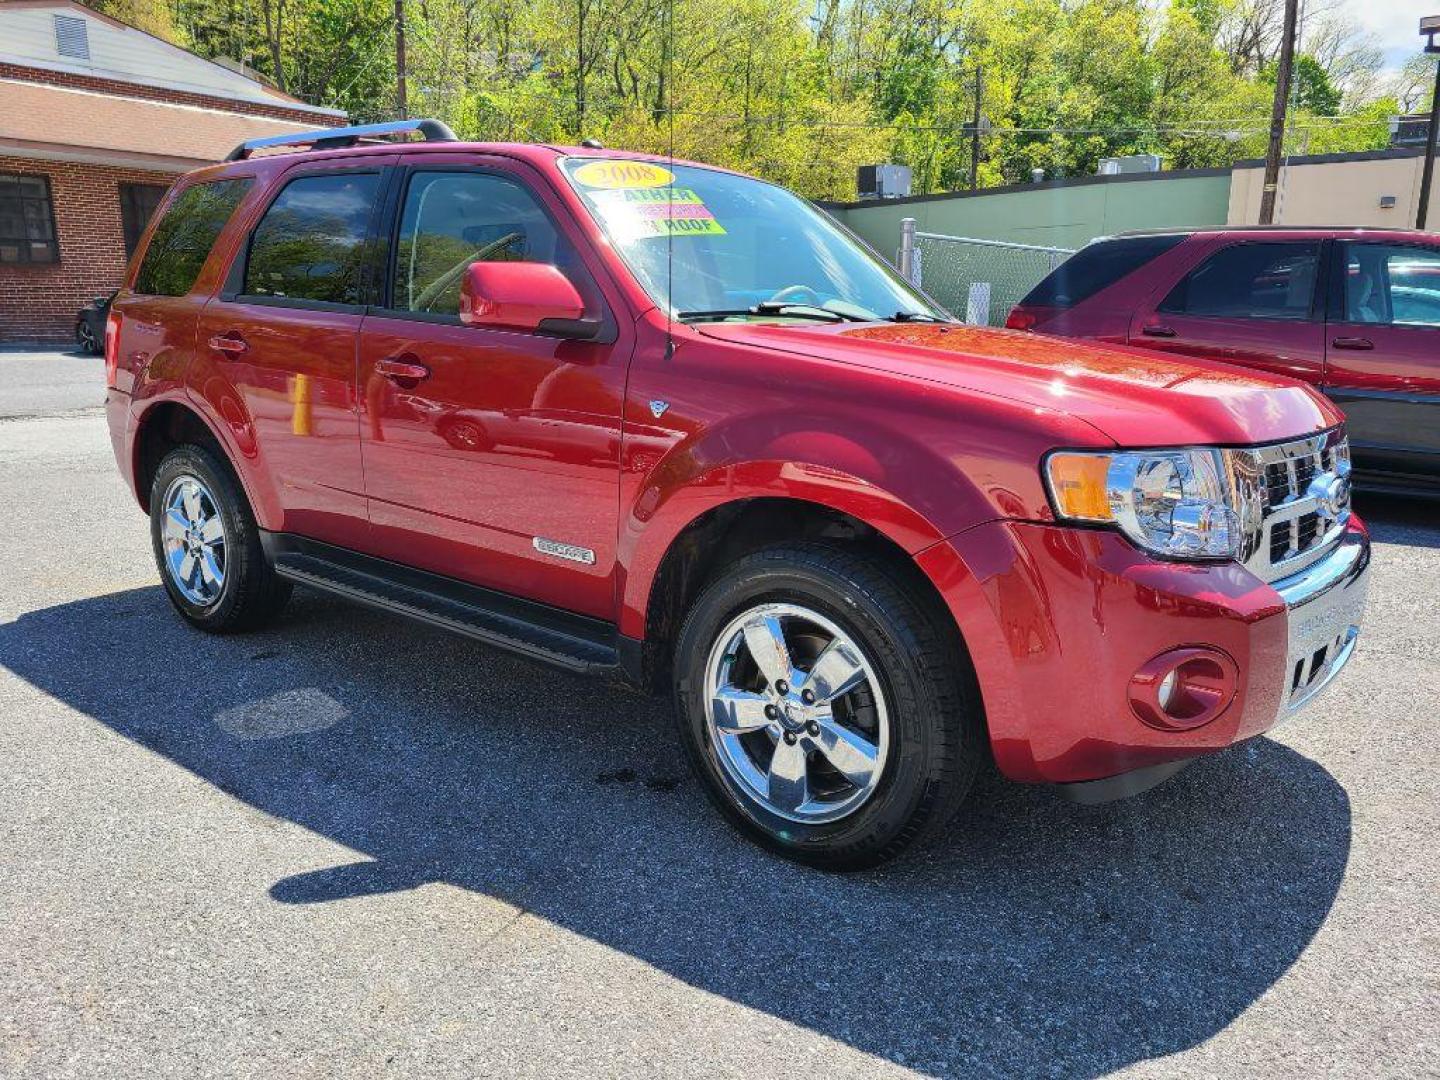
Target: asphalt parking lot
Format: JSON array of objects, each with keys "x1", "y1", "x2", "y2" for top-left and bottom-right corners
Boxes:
[{"x1": 1, "y1": 348, "x2": 1436, "y2": 1078}]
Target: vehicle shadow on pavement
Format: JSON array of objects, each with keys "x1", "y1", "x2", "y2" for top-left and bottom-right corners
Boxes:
[{"x1": 0, "y1": 586, "x2": 1352, "y2": 1078}]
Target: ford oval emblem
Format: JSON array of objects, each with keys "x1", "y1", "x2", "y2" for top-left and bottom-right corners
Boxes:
[{"x1": 1307, "y1": 470, "x2": 1350, "y2": 519}]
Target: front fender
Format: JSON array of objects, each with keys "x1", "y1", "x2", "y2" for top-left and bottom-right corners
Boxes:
[{"x1": 616, "y1": 450, "x2": 974, "y2": 639}]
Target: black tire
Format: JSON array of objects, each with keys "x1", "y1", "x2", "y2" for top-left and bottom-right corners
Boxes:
[
  {"x1": 76, "y1": 320, "x2": 100, "y2": 355},
  {"x1": 149, "y1": 444, "x2": 290, "y2": 633},
  {"x1": 673, "y1": 543, "x2": 984, "y2": 870}
]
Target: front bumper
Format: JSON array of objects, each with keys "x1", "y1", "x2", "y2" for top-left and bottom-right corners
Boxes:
[
  {"x1": 917, "y1": 515, "x2": 1371, "y2": 786},
  {"x1": 1273, "y1": 528, "x2": 1369, "y2": 716}
]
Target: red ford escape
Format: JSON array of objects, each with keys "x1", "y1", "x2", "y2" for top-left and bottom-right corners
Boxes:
[
  {"x1": 105, "y1": 121, "x2": 1370, "y2": 868},
  {"x1": 1008, "y1": 227, "x2": 1440, "y2": 498}
]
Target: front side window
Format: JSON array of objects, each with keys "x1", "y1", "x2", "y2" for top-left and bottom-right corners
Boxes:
[
  {"x1": 1160, "y1": 241, "x2": 1320, "y2": 321},
  {"x1": 134, "y1": 178, "x2": 252, "y2": 296},
  {"x1": 391, "y1": 170, "x2": 576, "y2": 317},
  {"x1": 1339, "y1": 243, "x2": 1440, "y2": 328},
  {"x1": 0, "y1": 173, "x2": 59, "y2": 265},
  {"x1": 560, "y1": 158, "x2": 941, "y2": 322},
  {"x1": 243, "y1": 172, "x2": 380, "y2": 305}
]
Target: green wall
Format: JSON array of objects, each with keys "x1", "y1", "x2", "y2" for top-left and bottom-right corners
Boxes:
[{"x1": 829, "y1": 172, "x2": 1232, "y2": 258}]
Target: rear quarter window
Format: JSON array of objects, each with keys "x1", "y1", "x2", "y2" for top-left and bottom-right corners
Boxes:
[
  {"x1": 133, "y1": 178, "x2": 252, "y2": 297},
  {"x1": 1019, "y1": 233, "x2": 1186, "y2": 309}
]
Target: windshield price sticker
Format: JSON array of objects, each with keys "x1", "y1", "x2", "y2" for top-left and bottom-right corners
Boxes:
[
  {"x1": 589, "y1": 186, "x2": 726, "y2": 237},
  {"x1": 572, "y1": 160, "x2": 675, "y2": 189}
]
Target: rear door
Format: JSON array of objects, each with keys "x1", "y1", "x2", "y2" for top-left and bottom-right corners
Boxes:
[
  {"x1": 355, "y1": 155, "x2": 630, "y2": 619},
  {"x1": 1324, "y1": 240, "x2": 1440, "y2": 481},
  {"x1": 197, "y1": 164, "x2": 387, "y2": 547},
  {"x1": 1127, "y1": 239, "x2": 1327, "y2": 384}
]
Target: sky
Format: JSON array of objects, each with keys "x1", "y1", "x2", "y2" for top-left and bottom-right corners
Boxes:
[{"x1": 1341, "y1": 0, "x2": 1431, "y2": 73}]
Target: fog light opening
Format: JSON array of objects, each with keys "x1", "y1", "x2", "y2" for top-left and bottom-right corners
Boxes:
[{"x1": 1129, "y1": 647, "x2": 1238, "y2": 731}]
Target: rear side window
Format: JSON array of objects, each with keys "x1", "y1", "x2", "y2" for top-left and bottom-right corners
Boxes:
[
  {"x1": 243, "y1": 172, "x2": 380, "y2": 305},
  {"x1": 134, "y1": 178, "x2": 251, "y2": 296},
  {"x1": 1160, "y1": 241, "x2": 1320, "y2": 321},
  {"x1": 1019, "y1": 234, "x2": 1185, "y2": 309}
]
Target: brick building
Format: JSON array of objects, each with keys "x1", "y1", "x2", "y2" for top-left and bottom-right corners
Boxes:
[{"x1": 0, "y1": 0, "x2": 346, "y2": 344}]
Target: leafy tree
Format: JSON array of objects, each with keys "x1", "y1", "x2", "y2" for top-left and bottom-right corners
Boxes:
[{"x1": 82, "y1": 0, "x2": 1399, "y2": 199}]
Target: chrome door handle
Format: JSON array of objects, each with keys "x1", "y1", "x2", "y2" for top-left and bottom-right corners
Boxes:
[
  {"x1": 1331, "y1": 336, "x2": 1374, "y2": 350},
  {"x1": 1141, "y1": 324, "x2": 1177, "y2": 338},
  {"x1": 375, "y1": 356, "x2": 431, "y2": 384},
  {"x1": 208, "y1": 332, "x2": 248, "y2": 355}
]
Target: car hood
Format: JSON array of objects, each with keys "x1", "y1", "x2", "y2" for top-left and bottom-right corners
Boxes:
[{"x1": 694, "y1": 321, "x2": 1342, "y2": 447}]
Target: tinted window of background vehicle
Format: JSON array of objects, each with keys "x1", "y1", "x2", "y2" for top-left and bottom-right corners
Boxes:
[
  {"x1": 133, "y1": 178, "x2": 251, "y2": 296},
  {"x1": 1161, "y1": 241, "x2": 1319, "y2": 321},
  {"x1": 243, "y1": 173, "x2": 380, "y2": 305},
  {"x1": 1340, "y1": 243, "x2": 1440, "y2": 328},
  {"x1": 1018, "y1": 234, "x2": 1184, "y2": 309},
  {"x1": 391, "y1": 171, "x2": 574, "y2": 318}
]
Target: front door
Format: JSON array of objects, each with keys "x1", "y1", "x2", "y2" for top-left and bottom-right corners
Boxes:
[
  {"x1": 1324, "y1": 240, "x2": 1440, "y2": 483},
  {"x1": 1128, "y1": 239, "x2": 1327, "y2": 385},
  {"x1": 356, "y1": 160, "x2": 630, "y2": 619},
  {"x1": 198, "y1": 166, "x2": 385, "y2": 547}
]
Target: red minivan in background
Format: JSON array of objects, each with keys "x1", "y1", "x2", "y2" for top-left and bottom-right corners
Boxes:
[{"x1": 1007, "y1": 227, "x2": 1440, "y2": 498}]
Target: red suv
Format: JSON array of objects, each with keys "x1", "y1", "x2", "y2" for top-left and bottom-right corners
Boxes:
[
  {"x1": 106, "y1": 122, "x2": 1371, "y2": 868},
  {"x1": 1008, "y1": 227, "x2": 1440, "y2": 497}
]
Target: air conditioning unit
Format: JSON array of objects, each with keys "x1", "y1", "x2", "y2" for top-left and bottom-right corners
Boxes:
[
  {"x1": 857, "y1": 164, "x2": 913, "y2": 200},
  {"x1": 1097, "y1": 154, "x2": 1162, "y2": 176}
]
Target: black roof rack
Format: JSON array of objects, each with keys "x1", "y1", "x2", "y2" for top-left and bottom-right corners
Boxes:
[{"x1": 224, "y1": 118, "x2": 458, "y2": 162}]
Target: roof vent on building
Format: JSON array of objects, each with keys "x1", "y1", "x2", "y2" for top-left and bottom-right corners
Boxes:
[{"x1": 53, "y1": 15, "x2": 91, "y2": 61}]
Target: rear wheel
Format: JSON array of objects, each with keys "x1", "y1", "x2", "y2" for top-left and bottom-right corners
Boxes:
[
  {"x1": 149, "y1": 444, "x2": 290, "y2": 633},
  {"x1": 674, "y1": 543, "x2": 983, "y2": 870}
]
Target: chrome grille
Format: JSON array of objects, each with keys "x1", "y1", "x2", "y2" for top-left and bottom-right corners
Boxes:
[{"x1": 1232, "y1": 428, "x2": 1351, "y2": 584}]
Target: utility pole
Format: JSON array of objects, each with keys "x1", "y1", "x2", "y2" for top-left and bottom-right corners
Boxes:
[
  {"x1": 970, "y1": 66, "x2": 983, "y2": 192},
  {"x1": 1258, "y1": 0, "x2": 1299, "y2": 224},
  {"x1": 1416, "y1": 17, "x2": 1440, "y2": 229},
  {"x1": 576, "y1": 0, "x2": 586, "y2": 137},
  {"x1": 394, "y1": 0, "x2": 408, "y2": 120}
]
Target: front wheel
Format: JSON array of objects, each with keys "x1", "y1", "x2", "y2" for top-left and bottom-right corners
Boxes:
[{"x1": 674, "y1": 544, "x2": 983, "y2": 870}]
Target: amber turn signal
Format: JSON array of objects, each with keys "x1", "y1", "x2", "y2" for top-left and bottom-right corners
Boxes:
[{"x1": 1045, "y1": 452, "x2": 1113, "y2": 522}]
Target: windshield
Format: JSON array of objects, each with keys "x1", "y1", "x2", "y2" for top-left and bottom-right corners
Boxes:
[{"x1": 559, "y1": 158, "x2": 944, "y2": 323}]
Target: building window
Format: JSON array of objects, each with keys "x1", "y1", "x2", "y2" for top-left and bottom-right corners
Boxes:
[
  {"x1": 0, "y1": 174, "x2": 60, "y2": 265},
  {"x1": 120, "y1": 182, "x2": 169, "y2": 257}
]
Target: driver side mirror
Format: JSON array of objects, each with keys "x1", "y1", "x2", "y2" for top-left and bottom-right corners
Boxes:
[{"x1": 459, "y1": 262, "x2": 598, "y2": 339}]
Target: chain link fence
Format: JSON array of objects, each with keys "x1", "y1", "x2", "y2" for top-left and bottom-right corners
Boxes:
[{"x1": 897, "y1": 220, "x2": 1074, "y2": 326}]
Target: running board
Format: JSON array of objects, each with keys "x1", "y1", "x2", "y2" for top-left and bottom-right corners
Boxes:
[{"x1": 261, "y1": 533, "x2": 620, "y2": 676}]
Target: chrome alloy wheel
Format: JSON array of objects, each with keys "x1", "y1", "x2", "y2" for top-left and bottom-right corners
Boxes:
[
  {"x1": 704, "y1": 603, "x2": 890, "y2": 824},
  {"x1": 160, "y1": 474, "x2": 227, "y2": 606}
]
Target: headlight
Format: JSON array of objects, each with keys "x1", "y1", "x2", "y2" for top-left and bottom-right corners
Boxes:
[{"x1": 1045, "y1": 448, "x2": 1240, "y2": 559}]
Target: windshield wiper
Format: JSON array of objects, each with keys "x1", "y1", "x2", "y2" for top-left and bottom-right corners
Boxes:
[
  {"x1": 677, "y1": 303, "x2": 865, "y2": 324},
  {"x1": 889, "y1": 310, "x2": 944, "y2": 323},
  {"x1": 753, "y1": 302, "x2": 867, "y2": 322}
]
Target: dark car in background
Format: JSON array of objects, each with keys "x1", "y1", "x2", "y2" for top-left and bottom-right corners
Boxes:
[
  {"x1": 1007, "y1": 227, "x2": 1440, "y2": 497},
  {"x1": 75, "y1": 291, "x2": 116, "y2": 355}
]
